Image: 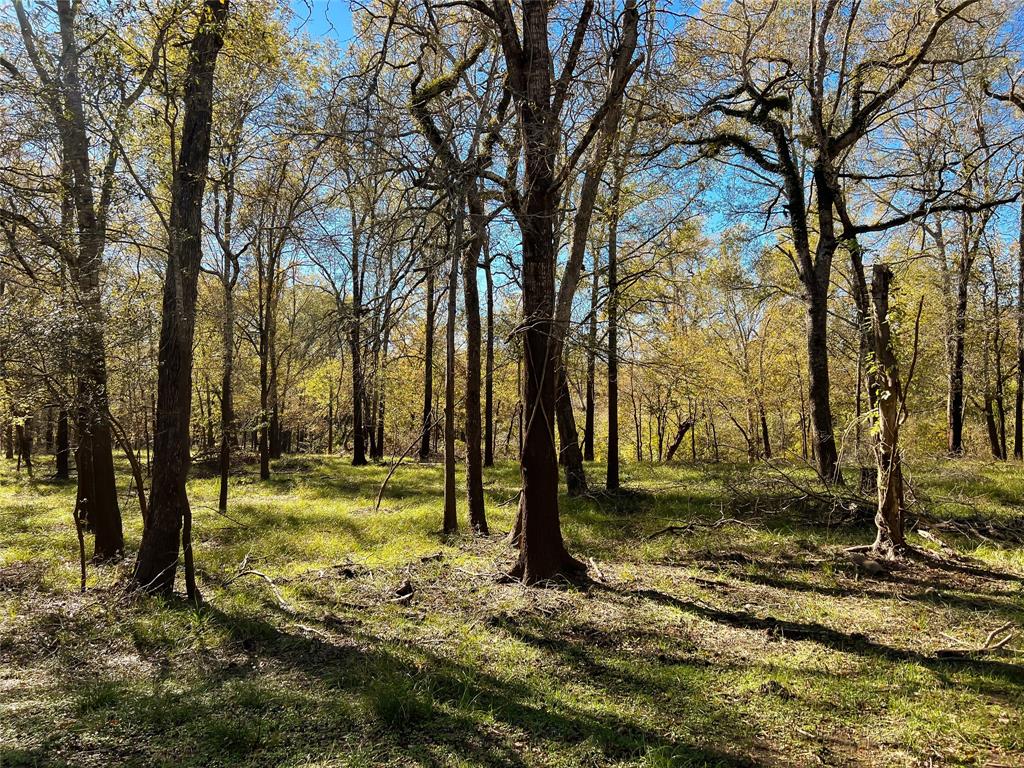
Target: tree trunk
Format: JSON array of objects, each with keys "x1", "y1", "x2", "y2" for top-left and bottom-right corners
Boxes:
[
  {"x1": 583, "y1": 254, "x2": 598, "y2": 461},
  {"x1": 349, "y1": 276, "x2": 367, "y2": 466},
  {"x1": 664, "y1": 420, "x2": 691, "y2": 463},
  {"x1": 16, "y1": 418, "x2": 32, "y2": 476},
  {"x1": 55, "y1": 407, "x2": 69, "y2": 479},
  {"x1": 1016, "y1": 198, "x2": 1024, "y2": 460},
  {"x1": 555, "y1": 371, "x2": 587, "y2": 495},
  {"x1": 984, "y1": 396, "x2": 1002, "y2": 459},
  {"x1": 759, "y1": 406, "x2": 771, "y2": 460},
  {"x1": 464, "y1": 192, "x2": 488, "y2": 533},
  {"x1": 373, "y1": 389, "x2": 385, "y2": 461},
  {"x1": 443, "y1": 243, "x2": 458, "y2": 534},
  {"x1": 258, "y1": 321, "x2": 271, "y2": 480},
  {"x1": 419, "y1": 268, "x2": 435, "y2": 462},
  {"x1": 133, "y1": 0, "x2": 228, "y2": 597},
  {"x1": 218, "y1": 273, "x2": 234, "y2": 511},
  {"x1": 869, "y1": 265, "x2": 907, "y2": 555},
  {"x1": 948, "y1": 270, "x2": 968, "y2": 455},
  {"x1": 503, "y1": 4, "x2": 578, "y2": 582},
  {"x1": 606, "y1": 208, "x2": 620, "y2": 491},
  {"x1": 806, "y1": 287, "x2": 841, "y2": 482},
  {"x1": 327, "y1": 388, "x2": 334, "y2": 454},
  {"x1": 484, "y1": 250, "x2": 495, "y2": 467},
  {"x1": 45, "y1": 0, "x2": 123, "y2": 560}
]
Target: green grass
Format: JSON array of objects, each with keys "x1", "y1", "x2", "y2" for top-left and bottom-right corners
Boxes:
[{"x1": 1, "y1": 454, "x2": 1022, "y2": 767}]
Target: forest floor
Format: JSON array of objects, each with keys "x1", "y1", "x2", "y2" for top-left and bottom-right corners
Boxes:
[{"x1": 1, "y1": 455, "x2": 1023, "y2": 768}]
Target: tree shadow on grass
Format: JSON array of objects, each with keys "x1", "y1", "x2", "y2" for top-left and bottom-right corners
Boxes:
[
  {"x1": 197, "y1": 600, "x2": 762, "y2": 767},
  {"x1": 600, "y1": 585, "x2": 1024, "y2": 692},
  {"x1": 728, "y1": 567, "x2": 1023, "y2": 619},
  {"x1": 17, "y1": 589, "x2": 766, "y2": 768}
]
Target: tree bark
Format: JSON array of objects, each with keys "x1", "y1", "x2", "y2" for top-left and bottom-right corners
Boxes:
[
  {"x1": 55, "y1": 407, "x2": 69, "y2": 479},
  {"x1": 218, "y1": 267, "x2": 235, "y2": 511},
  {"x1": 869, "y1": 265, "x2": 907, "y2": 555},
  {"x1": 759, "y1": 406, "x2": 771, "y2": 460},
  {"x1": 419, "y1": 267, "x2": 435, "y2": 462},
  {"x1": 484, "y1": 248, "x2": 495, "y2": 467},
  {"x1": 948, "y1": 266, "x2": 969, "y2": 455},
  {"x1": 1016, "y1": 199, "x2": 1024, "y2": 460},
  {"x1": 806, "y1": 286, "x2": 840, "y2": 481},
  {"x1": 133, "y1": 0, "x2": 228, "y2": 597},
  {"x1": 349, "y1": 261, "x2": 367, "y2": 466},
  {"x1": 443, "y1": 242, "x2": 458, "y2": 535},
  {"x1": 664, "y1": 420, "x2": 691, "y2": 463},
  {"x1": 550, "y1": 2, "x2": 638, "y2": 495},
  {"x1": 555, "y1": 371, "x2": 586, "y2": 494},
  {"x1": 464, "y1": 191, "x2": 488, "y2": 533},
  {"x1": 583, "y1": 253, "x2": 598, "y2": 462},
  {"x1": 16, "y1": 418, "x2": 32, "y2": 476},
  {"x1": 606, "y1": 206, "x2": 620, "y2": 492}
]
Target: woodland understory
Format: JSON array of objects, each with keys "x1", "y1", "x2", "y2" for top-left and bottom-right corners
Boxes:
[
  {"x1": 2, "y1": 456, "x2": 1023, "y2": 768},
  {"x1": 3, "y1": 0, "x2": 1024, "y2": 765}
]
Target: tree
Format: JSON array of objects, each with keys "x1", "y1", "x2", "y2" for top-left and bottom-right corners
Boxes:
[
  {"x1": 133, "y1": 0, "x2": 229, "y2": 597},
  {"x1": 483, "y1": 0, "x2": 640, "y2": 581},
  {"x1": 867, "y1": 265, "x2": 916, "y2": 556},
  {"x1": 0, "y1": 0, "x2": 168, "y2": 559},
  {"x1": 987, "y1": 72, "x2": 1024, "y2": 459},
  {"x1": 552, "y1": 0, "x2": 640, "y2": 497},
  {"x1": 680, "y1": 0, "x2": 1001, "y2": 482},
  {"x1": 408, "y1": 23, "x2": 506, "y2": 533}
]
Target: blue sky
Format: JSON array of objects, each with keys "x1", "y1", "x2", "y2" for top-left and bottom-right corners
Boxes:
[{"x1": 289, "y1": 0, "x2": 353, "y2": 43}]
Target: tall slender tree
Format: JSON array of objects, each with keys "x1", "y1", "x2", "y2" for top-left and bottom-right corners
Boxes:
[{"x1": 133, "y1": 0, "x2": 229, "y2": 597}]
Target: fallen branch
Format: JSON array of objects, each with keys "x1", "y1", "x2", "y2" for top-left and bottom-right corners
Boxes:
[
  {"x1": 224, "y1": 569, "x2": 295, "y2": 613},
  {"x1": 935, "y1": 622, "x2": 1016, "y2": 659},
  {"x1": 645, "y1": 516, "x2": 756, "y2": 540}
]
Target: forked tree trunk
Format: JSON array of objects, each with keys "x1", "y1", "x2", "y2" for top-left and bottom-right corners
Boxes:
[
  {"x1": 869, "y1": 265, "x2": 908, "y2": 556},
  {"x1": 133, "y1": 0, "x2": 228, "y2": 597},
  {"x1": 664, "y1": 420, "x2": 692, "y2": 463}
]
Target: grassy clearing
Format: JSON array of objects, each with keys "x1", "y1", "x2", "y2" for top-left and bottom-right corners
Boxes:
[{"x1": 1, "y1": 455, "x2": 1022, "y2": 767}]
